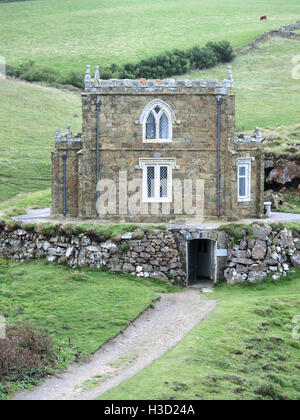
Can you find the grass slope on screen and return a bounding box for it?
[0,0,299,74]
[0,188,51,217]
[99,270,300,400]
[183,36,300,131]
[0,259,177,355]
[0,259,177,397]
[0,79,81,202]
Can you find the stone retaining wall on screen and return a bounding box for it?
[0,223,186,286]
[224,224,300,284]
[1,221,299,286]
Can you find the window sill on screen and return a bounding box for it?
[143,139,173,143]
[143,198,172,203]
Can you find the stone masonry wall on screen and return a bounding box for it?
[79,89,234,222]
[0,223,186,286]
[224,224,300,284]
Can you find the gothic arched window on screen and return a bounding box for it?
[139,100,177,143]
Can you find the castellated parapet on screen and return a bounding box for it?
[51,66,264,223]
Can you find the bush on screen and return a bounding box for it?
[62,71,84,88]
[0,322,56,381]
[7,60,61,84]
[187,46,218,69]
[119,242,130,254]
[108,41,232,79]
[206,41,234,62]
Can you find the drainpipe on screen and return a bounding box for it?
[217,95,223,217]
[61,152,67,216]
[96,97,100,217]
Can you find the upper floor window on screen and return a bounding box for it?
[145,106,170,141]
[138,100,179,143]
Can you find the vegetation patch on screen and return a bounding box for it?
[0,79,81,203]
[218,221,300,239]
[0,259,178,398]
[263,126,300,157]
[277,192,300,214]
[0,189,51,218]
[0,322,56,399]
[0,219,167,241]
[98,269,300,400]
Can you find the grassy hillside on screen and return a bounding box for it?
[0,79,81,202]
[0,0,299,75]
[183,36,300,131]
[99,270,300,400]
[0,258,177,398]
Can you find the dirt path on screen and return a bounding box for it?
[13,288,216,401]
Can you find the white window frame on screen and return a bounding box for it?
[136,99,180,143]
[237,158,253,202]
[138,158,178,203]
[144,107,172,143]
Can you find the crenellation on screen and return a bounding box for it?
[84,66,233,94]
[234,127,263,144]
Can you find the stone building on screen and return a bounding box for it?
[51,65,264,224]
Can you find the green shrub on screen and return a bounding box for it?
[102,41,233,80]
[38,222,56,237]
[62,71,84,88]
[23,223,35,232]
[206,41,234,62]
[119,242,130,254]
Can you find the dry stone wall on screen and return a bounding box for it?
[224,224,300,284]
[0,222,186,286]
[236,21,300,56]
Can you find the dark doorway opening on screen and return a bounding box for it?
[187,239,215,284]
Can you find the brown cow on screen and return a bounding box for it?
[260,15,267,21]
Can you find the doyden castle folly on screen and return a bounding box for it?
[51,66,264,223]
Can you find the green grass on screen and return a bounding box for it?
[183,36,300,131]
[0,258,179,396]
[98,270,300,400]
[218,222,300,239]
[0,79,81,202]
[278,192,300,214]
[0,259,176,354]
[0,188,51,217]
[0,0,298,75]
[0,220,166,240]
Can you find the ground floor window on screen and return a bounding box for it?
[237,158,252,201]
[144,163,171,202]
[139,158,178,203]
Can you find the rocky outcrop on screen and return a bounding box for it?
[0,223,186,286]
[225,224,300,284]
[266,159,300,185]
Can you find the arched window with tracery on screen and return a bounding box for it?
[139,100,177,143]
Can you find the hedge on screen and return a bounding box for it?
[7,40,234,87]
